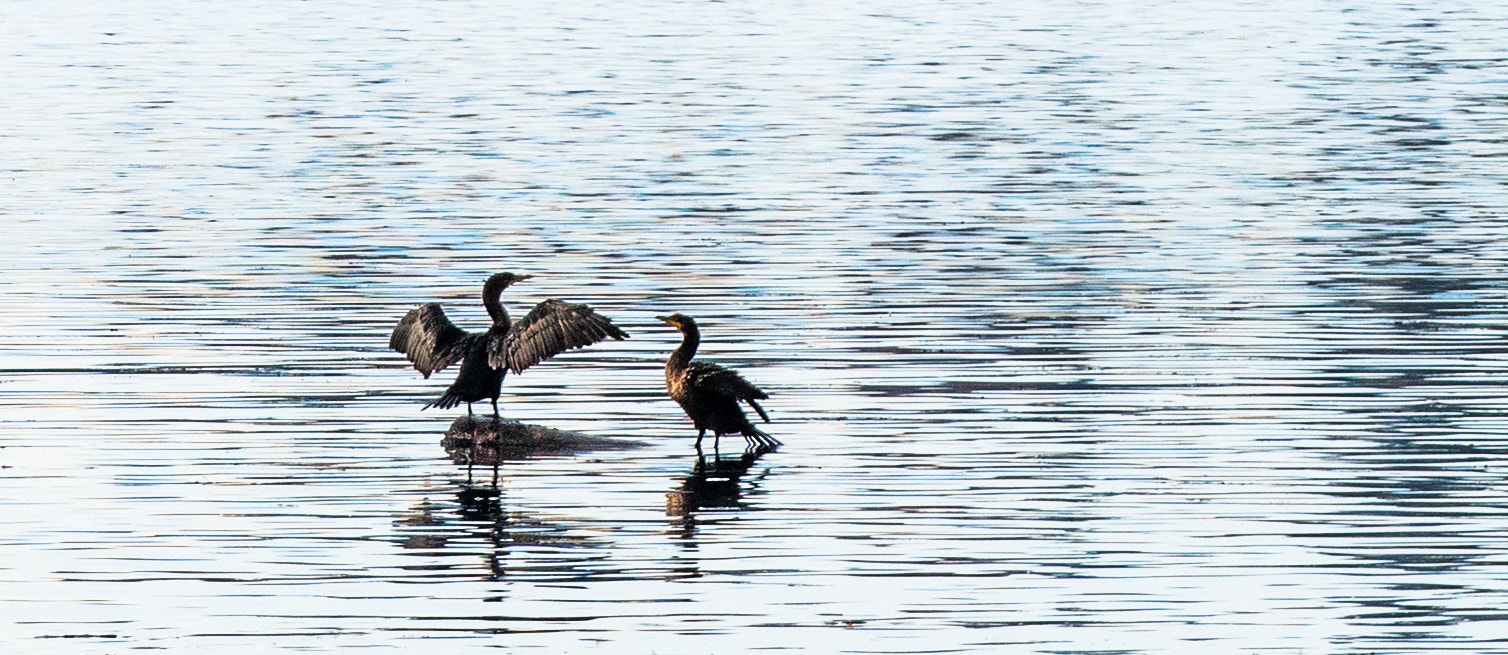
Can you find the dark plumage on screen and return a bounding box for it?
[656,313,779,450]
[390,272,628,419]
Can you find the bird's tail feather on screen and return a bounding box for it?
[424,391,464,410]
[742,424,782,447]
[747,399,770,423]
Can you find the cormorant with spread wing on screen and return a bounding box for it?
[390,272,628,419]
[656,313,779,450]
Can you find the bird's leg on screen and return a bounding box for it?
[480,398,500,487]
[695,429,705,450]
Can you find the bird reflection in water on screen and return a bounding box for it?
[667,445,773,520]
[393,485,598,584]
[391,489,509,581]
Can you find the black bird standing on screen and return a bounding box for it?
[656,313,779,450]
[390,272,628,420]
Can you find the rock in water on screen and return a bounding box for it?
[440,416,645,465]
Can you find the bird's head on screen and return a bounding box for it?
[487,272,533,288]
[655,313,697,332]
[481,273,533,311]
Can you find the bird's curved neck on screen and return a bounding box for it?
[482,283,509,327]
[669,325,700,370]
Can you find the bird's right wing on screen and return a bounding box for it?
[389,303,474,378]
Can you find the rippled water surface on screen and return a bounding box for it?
[5,0,1508,652]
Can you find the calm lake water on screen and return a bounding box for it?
[4,0,1508,652]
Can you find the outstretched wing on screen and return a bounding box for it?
[491,299,629,374]
[687,361,770,420]
[389,303,475,378]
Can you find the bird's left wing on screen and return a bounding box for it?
[686,362,771,422]
[490,299,629,374]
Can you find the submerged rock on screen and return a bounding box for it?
[440,416,646,464]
